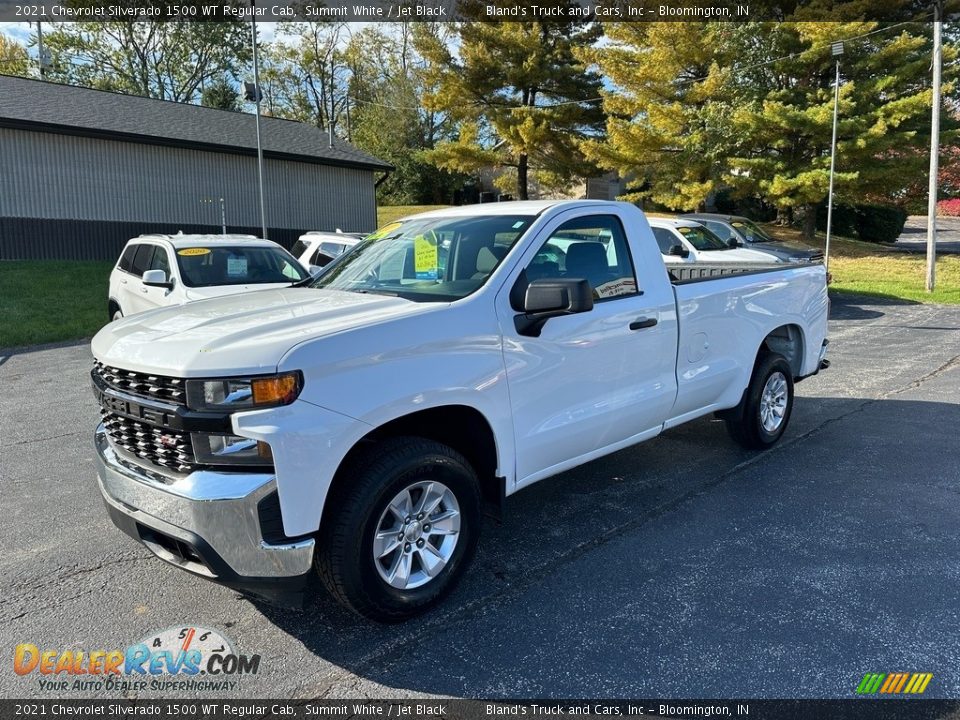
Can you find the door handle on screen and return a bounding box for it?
[140,288,149,294]
[629,317,658,330]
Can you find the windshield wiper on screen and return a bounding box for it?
[355,288,399,297]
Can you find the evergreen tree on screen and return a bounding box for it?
[583,22,734,210]
[201,78,241,111]
[414,3,605,199]
[589,18,958,238]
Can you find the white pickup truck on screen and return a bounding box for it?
[91,201,829,621]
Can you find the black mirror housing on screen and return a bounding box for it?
[727,238,739,249]
[669,244,690,258]
[515,278,593,337]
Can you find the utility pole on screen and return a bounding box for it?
[35,21,48,78]
[927,0,943,292]
[824,41,844,274]
[329,54,335,149]
[250,6,268,240]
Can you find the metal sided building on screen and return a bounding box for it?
[0,74,391,260]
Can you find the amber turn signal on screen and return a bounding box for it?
[251,373,300,406]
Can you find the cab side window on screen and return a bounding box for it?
[530,215,638,300]
[652,228,677,255]
[130,244,154,277]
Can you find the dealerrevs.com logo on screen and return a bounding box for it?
[13,626,261,693]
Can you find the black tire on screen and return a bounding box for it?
[315,436,481,622]
[725,352,794,450]
[110,305,123,322]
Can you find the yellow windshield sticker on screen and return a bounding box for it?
[177,248,211,256]
[413,233,438,280]
[366,222,403,241]
[677,227,692,235]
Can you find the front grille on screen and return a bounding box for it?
[101,408,194,473]
[93,361,185,404]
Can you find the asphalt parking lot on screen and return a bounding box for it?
[2,293,959,700]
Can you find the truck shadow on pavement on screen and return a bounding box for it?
[254,392,960,699]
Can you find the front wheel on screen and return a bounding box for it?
[315,437,481,622]
[725,352,794,449]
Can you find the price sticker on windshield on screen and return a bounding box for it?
[177,248,210,256]
[414,234,438,280]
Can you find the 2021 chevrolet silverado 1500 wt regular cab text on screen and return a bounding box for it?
[91,201,829,621]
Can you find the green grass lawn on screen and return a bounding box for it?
[767,226,960,305]
[0,261,113,349]
[3,208,957,350]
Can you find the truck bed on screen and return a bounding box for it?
[668,263,787,284]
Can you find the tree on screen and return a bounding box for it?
[723,21,957,238]
[40,19,250,103]
[0,33,29,77]
[414,4,605,199]
[201,78,241,111]
[583,23,734,211]
[588,18,958,238]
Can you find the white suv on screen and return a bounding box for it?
[290,231,364,273]
[108,234,309,320]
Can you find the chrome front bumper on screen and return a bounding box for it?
[94,424,315,583]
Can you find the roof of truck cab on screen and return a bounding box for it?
[131,234,283,250]
[397,200,634,221]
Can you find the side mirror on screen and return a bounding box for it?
[514,278,593,337]
[142,269,172,289]
[727,238,739,249]
[309,265,324,277]
[669,244,691,259]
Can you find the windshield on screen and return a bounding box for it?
[731,220,777,243]
[677,225,729,251]
[175,246,307,288]
[309,214,535,301]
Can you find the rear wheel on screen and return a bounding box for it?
[725,352,794,449]
[110,305,123,322]
[315,437,481,622]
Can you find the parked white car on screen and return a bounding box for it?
[649,218,781,265]
[290,231,365,274]
[108,234,309,320]
[92,201,828,620]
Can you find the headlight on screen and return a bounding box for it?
[185,371,302,412]
[191,433,273,466]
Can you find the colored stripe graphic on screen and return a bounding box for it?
[857,673,886,694]
[858,672,933,694]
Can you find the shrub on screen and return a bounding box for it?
[854,205,909,243]
[937,198,960,216]
[815,202,859,237]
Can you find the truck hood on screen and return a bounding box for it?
[91,288,429,377]
[181,282,293,302]
[748,239,823,260]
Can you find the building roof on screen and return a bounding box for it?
[0,74,391,172]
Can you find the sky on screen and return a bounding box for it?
[0,21,290,55]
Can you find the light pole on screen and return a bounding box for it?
[249,6,268,240]
[927,0,943,292]
[824,41,844,274]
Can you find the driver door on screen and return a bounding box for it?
[495,210,678,486]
